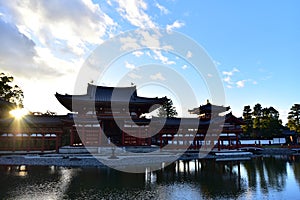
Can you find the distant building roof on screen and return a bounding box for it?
[188,101,230,115]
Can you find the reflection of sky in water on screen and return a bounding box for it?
[3,166,79,200]
[1,156,300,199]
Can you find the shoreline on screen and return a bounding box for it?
[0,148,299,168]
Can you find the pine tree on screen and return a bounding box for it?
[242,105,253,138]
[157,99,177,118]
[287,104,300,133]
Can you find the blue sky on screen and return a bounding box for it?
[0,0,299,124]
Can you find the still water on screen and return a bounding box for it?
[1,156,300,200]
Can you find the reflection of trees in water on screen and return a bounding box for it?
[243,159,257,189]
[156,160,246,199]
[256,157,268,193]
[243,156,287,192]
[291,156,300,187]
[197,160,245,199]
[264,157,287,191]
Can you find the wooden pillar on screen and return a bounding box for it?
[70,127,74,146]
[122,130,125,146]
[82,124,85,146]
[55,132,59,152]
[42,133,45,152]
[12,133,16,152]
[236,133,239,149]
[160,132,163,149]
[99,126,102,147]
[138,126,141,146]
[27,133,30,152]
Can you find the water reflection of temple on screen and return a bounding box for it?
[0,84,244,152]
[0,156,299,199]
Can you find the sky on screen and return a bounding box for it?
[0,0,299,124]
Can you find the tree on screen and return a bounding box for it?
[287,104,300,133]
[249,103,282,138]
[242,105,253,138]
[253,103,262,137]
[260,107,282,138]
[0,73,24,107]
[157,99,177,118]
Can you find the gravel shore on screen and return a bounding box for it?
[0,148,298,168]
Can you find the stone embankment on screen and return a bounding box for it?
[0,147,299,167]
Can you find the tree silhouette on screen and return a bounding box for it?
[0,72,24,107]
[157,98,177,118]
[287,104,300,133]
[242,105,253,138]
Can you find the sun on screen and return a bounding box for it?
[9,108,28,119]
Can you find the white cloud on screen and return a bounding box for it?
[182,64,188,70]
[221,67,251,89]
[166,20,185,32]
[125,61,136,69]
[119,36,140,50]
[146,51,152,57]
[132,51,144,57]
[115,0,156,29]
[152,50,176,65]
[186,50,192,58]
[223,76,232,84]
[0,18,66,78]
[155,3,170,15]
[207,73,213,78]
[150,72,165,81]
[213,60,221,66]
[236,80,246,88]
[1,0,116,56]
[222,67,239,76]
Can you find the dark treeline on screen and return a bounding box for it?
[242,103,300,139]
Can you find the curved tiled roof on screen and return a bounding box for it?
[55,84,168,112]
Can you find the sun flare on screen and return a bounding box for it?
[9,108,28,119]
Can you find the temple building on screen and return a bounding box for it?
[0,84,244,152]
[55,84,168,147]
[0,98,68,152]
[56,84,244,150]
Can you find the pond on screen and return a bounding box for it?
[0,156,300,199]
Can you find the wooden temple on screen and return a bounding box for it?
[56,84,244,150]
[0,84,244,152]
[55,84,168,147]
[0,98,70,152]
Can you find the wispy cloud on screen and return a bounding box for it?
[186,50,192,58]
[152,50,176,65]
[223,67,243,88]
[213,60,221,66]
[222,67,258,88]
[132,51,144,57]
[166,20,185,32]
[125,61,136,69]
[223,68,239,76]
[115,0,156,29]
[155,2,170,15]
[236,80,246,88]
[150,72,165,81]
[182,64,188,70]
